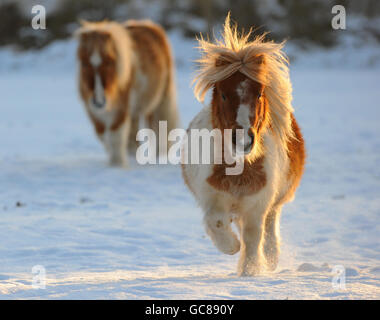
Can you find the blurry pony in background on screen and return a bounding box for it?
[76,20,178,166]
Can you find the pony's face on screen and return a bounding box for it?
[78,31,118,111]
[213,71,268,155]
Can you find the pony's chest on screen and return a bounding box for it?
[89,107,117,128]
[206,156,267,198]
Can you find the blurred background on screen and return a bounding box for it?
[1,0,380,55]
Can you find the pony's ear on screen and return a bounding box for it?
[74,20,90,38]
[79,19,90,27]
[253,54,265,65]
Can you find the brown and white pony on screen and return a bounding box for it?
[76,20,178,166]
[182,15,305,276]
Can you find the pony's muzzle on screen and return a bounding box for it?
[232,128,254,155]
[91,95,106,109]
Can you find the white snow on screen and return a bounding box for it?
[0,32,379,299]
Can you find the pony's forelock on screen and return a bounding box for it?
[193,13,295,146]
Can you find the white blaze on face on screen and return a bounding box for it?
[236,80,253,150]
[90,51,105,105]
[90,50,102,66]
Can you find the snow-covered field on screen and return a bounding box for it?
[0,33,379,299]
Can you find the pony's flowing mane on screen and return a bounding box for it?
[75,21,133,87]
[193,14,295,145]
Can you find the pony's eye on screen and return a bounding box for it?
[221,93,226,101]
[103,59,114,67]
[257,92,262,99]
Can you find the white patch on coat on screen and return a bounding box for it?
[235,80,253,149]
[182,106,215,205]
[89,51,105,109]
[236,79,249,100]
[236,104,252,149]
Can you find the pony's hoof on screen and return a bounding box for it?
[264,247,279,271]
[266,258,279,272]
[238,269,259,277]
[109,158,127,168]
[223,236,241,255]
[238,266,260,277]
[214,234,240,255]
[237,259,261,276]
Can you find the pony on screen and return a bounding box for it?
[76,20,178,167]
[182,14,305,276]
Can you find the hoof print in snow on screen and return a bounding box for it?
[15,201,25,208]
[345,267,360,277]
[79,197,92,204]
[297,262,331,272]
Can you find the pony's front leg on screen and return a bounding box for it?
[204,209,240,255]
[238,210,266,276]
[128,115,140,154]
[263,206,282,271]
[104,117,131,167]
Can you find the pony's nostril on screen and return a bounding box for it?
[92,96,106,108]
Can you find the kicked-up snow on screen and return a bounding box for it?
[0,33,379,299]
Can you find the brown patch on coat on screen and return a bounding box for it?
[88,112,105,136]
[126,21,173,72]
[126,22,174,119]
[207,156,266,197]
[282,113,306,201]
[272,113,305,206]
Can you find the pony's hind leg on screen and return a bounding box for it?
[204,209,240,255]
[263,206,282,271]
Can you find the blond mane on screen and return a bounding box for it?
[193,13,295,145]
[75,20,133,87]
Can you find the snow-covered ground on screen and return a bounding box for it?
[0,32,379,299]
